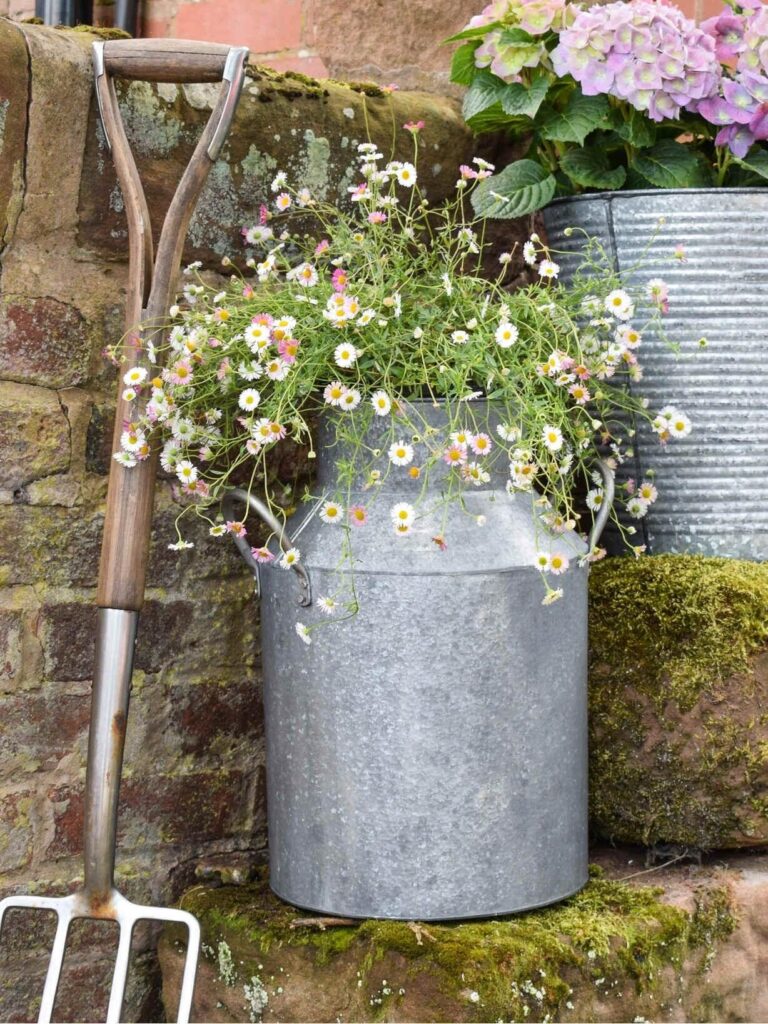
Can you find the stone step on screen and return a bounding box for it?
[158,847,768,1023]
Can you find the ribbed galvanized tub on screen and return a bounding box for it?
[543,189,768,560]
[227,401,592,920]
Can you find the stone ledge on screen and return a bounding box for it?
[158,847,768,1023]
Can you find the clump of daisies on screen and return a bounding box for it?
[109,125,690,618]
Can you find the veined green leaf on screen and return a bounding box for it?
[500,74,550,119]
[735,148,768,181]
[462,70,507,122]
[445,20,502,43]
[539,94,611,146]
[450,42,479,86]
[631,139,704,188]
[471,160,557,218]
[559,148,627,190]
[613,108,657,149]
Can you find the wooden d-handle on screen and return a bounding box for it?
[101,38,234,82]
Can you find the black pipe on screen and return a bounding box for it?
[114,0,139,35]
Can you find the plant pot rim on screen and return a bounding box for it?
[546,186,768,207]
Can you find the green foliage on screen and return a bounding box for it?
[631,139,707,189]
[450,42,479,86]
[538,93,612,146]
[559,148,627,190]
[471,158,556,217]
[462,69,506,122]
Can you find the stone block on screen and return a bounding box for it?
[0,789,34,872]
[589,555,768,849]
[158,853,750,1023]
[0,505,103,589]
[0,20,27,249]
[0,381,70,493]
[39,596,97,682]
[0,295,91,389]
[0,686,89,780]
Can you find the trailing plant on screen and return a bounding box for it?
[109,129,690,619]
[449,0,768,217]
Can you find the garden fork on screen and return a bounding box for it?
[0,38,248,1024]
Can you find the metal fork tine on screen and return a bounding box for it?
[123,907,199,1024]
[105,918,134,1024]
[38,907,72,1024]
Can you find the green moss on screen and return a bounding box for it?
[589,555,768,848]
[68,24,131,39]
[177,868,735,1022]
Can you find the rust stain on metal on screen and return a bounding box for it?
[112,710,126,740]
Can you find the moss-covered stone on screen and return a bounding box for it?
[589,554,768,849]
[159,866,736,1023]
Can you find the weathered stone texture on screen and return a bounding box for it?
[0,381,70,493]
[589,555,768,850]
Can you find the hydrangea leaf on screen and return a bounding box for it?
[735,149,768,181]
[631,140,704,188]
[465,101,521,134]
[538,94,611,146]
[497,27,536,45]
[445,20,502,43]
[450,42,479,86]
[500,74,550,119]
[613,109,656,149]
[462,70,507,123]
[471,160,557,218]
[559,149,627,190]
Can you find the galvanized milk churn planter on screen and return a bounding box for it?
[543,189,768,561]
[224,403,613,921]
[108,130,690,921]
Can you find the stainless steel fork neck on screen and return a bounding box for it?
[83,609,138,899]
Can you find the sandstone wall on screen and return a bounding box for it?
[0,22,472,1020]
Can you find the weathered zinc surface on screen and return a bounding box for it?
[589,555,768,850]
[0,21,473,1022]
[158,855,762,1024]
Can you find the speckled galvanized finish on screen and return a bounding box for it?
[543,189,768,560]
[255,402,589,920]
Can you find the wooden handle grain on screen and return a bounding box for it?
[102,38,233,82]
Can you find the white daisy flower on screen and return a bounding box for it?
[441,273,453,296]
[638,481,658,503]
[334,343,358,368]
[209,524,227,537]
[319,500,344,524]
[265,358,290,381]
[495,322,519,348]
[617,325,642,349]
[317,596,337,616]
[535,552,551,571]
[339,388,362,410]
[549,553,569,575]
[604,289,634,320]
[396,162,417,187]
[274,316,296,333]
[542,588,564,605]
[667,412,692,438]
[176,460,198,484]
[390,502,415,527]
[120,428,146,453]
[586,488,604,511]
[295,622,312,645]
[275,192,292,211]
[243,225,273,245]
[271,171,287,192]
[244,323,271,352]
[371,390,391,416]
[496,424,521,442]
[523,240,537,265]
[451,330,469,345]
[168,540,194,551]
[357,308,376,326]
[538,259,560,279]
[123,366,148,387]
[238,360,264,381]
[160,441,181,472]
[294,262,318,287]
[542,425,564,452]
[113,451,137,468]
[122,388,137,403]
[626,496,650,518]
[388,441,414,466]
[238,388,261,412]
[279,547,301,569]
